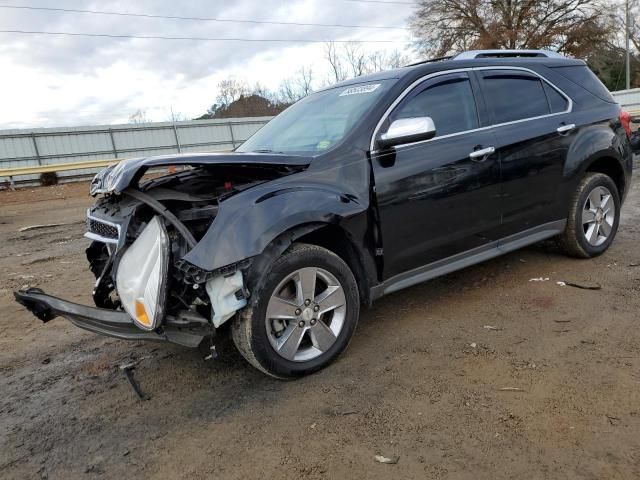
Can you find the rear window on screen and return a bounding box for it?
[480,72,550,124]
[551,65,615,103]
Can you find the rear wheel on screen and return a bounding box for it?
[231,243,360,378]
[558,173,620,258]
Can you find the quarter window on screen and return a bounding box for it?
[389,75,479,138]
[543,82,569,113]
[480,72,551,124]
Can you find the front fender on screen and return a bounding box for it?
[181,183,367,272]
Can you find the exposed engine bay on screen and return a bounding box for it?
[84,163,298,339]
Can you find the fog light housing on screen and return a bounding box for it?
[116,216,169,331]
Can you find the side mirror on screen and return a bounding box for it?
[378,117,436,149]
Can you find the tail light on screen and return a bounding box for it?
[619,109,632,138]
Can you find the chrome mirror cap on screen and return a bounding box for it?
[378,117,436,148]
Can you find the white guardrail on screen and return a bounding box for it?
[612,88,640,117]
[0,116,272,185]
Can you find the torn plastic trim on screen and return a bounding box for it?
[175,258,252,284]
[206,271,248,328]
[175,223,325,287]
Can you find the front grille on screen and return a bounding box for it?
[87,217,119,241]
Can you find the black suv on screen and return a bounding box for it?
[16,50,633,378]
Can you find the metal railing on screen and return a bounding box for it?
[0,159,119,178]
[0,116,272,185]
[612,88,640,116]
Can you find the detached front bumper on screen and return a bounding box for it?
[15,288,205,347]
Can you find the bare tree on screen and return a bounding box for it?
[168,107,187,122]
[385,49,412,69]
[324,42,349,82]
[128,109,149,124]
[410,0,615,58]
[215,78,250,108]
[296,66,314,96]
[344,42,369,77]
[367,49,412,72]
[323,41,412,84]
[278,66,315,103]
[201,78,251,118]
[251,82,274,101]
[366,51,387,73]
[278,78,299,104]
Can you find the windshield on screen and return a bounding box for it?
[237,80,392,155]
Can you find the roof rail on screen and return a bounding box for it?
[405,55,453,67]
[453,49,564,60]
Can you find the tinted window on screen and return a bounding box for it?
[543,82,569,113]
[552,65,615,103]
[390,76,479,137]
[481,73,550,123]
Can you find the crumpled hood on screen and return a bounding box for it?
[90,152,312,195]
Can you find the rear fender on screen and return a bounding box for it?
[564,123,621,178]
[561,121,631,208]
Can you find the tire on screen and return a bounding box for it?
[557,172,621,258]
[231,243,360,378]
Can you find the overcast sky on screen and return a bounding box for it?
[0,0,415,129]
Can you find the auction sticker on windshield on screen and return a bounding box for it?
[339,84,381,96]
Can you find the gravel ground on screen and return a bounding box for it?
[0,176,639,480]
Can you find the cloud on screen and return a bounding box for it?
[0,0,414,128]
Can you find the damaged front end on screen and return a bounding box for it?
[15,153,309,347]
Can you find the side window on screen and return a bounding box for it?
[543,82,569,113]
[389,75,479,138]
[480,72,550,124]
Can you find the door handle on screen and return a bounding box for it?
[557,124,576,135]
[469,146,495,162]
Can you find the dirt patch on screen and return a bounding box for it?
[1,178,639,479]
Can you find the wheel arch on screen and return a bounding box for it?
[564,122,631,202]
[295,224,371,306]
[582,155,627,199]
[245,222,373,307]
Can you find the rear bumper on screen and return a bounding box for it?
[14,288,205,347]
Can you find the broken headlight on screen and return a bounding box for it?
[115,216,169,331]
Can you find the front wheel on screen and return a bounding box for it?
[557,172,621,258]
[231,243,360,378]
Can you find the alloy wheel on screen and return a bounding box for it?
[265,267,347,362]
[582,185,615,247]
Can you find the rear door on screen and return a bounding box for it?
[371,71,502,278]
[474,68,573,237]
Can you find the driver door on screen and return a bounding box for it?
[371,72,502,279]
